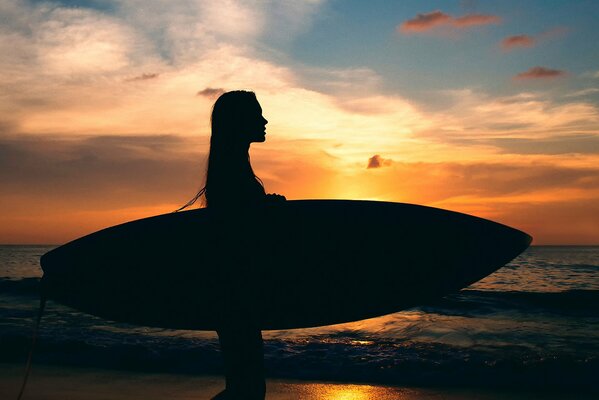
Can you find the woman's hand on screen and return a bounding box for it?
[266,193,286,202]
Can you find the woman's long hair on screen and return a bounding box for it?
[176,90,264,211]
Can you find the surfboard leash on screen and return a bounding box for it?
[16,293,47,400]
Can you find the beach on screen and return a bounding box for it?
[2,363,594,400]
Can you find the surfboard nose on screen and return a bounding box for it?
[523,232,533,247]
[467,221,532,283]
[503,225,532,255]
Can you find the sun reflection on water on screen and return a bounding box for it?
[296,383,404,400]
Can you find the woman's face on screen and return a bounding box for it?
[246,100,268,143]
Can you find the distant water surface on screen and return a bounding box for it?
[1,245,598,389]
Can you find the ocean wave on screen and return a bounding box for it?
[0,277,40,295]
[2,331,597,390]
[570,263,599,270]
[423,289,599,316]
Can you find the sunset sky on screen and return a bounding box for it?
[1,0,598,244]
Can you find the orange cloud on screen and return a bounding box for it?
[501,35,535,50]
[452,14,501,27]
[367,155,392,169]
[500,28,568,51]
[197,87,226,98]
[514,66,567,80]
[3,134,598,245]
[126,73,160,82]
[399,10,500,33]
[399,10,451,32]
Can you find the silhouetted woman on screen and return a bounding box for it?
[179,90,284,400]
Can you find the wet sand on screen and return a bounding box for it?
[1,363,594,400]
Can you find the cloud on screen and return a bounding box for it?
[452,14,500,27]
[417,89,599,148]
[367,155,392,169]
[485,135,599,155]
[335,158,599,243]
[36,8,135,75]
[0,133,335,242]
[500,28,568,51]
[2,134,599,244]
[126,73,159,81]
[198,0,264,41]
[299,67,383,96]
[514,66,567,80]
[197,87,226,98]
[399,10,451,32]
[399,10,500,33]
[0,134,205,208]
[581,70,599,79]
[501,35,535,50]
[424,131,599,156]
[374,161,599,201]
[565,88,599,98]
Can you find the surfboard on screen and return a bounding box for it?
[40,200,531,330]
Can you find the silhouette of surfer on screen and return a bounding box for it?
[179,90,284,400]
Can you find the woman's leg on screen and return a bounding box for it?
[216,326,265,400]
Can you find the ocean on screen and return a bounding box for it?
[1,245,598,390]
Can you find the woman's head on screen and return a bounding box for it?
[211,90,268,147]
[175,90,266,211]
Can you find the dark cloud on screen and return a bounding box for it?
[501,35,535,50]
[197,87,226,98]
[361,160,599,205]
[399,10,500,33]
[419,132,599,156]
[491,135,599,155]
[367,155,392,169]
[126,73,159,82]
[2,134,598,244]
[0,134,206,210]
[0,134,335,243]
[444,163,599,196]
[514,66,566,79]
[0,119,19,135]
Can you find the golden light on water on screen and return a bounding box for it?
[275,381,479,400]
[350,340,374,346]
[295,383,402,400]
[323,387,369,400]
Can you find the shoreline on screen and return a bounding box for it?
[1,363,596,400]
